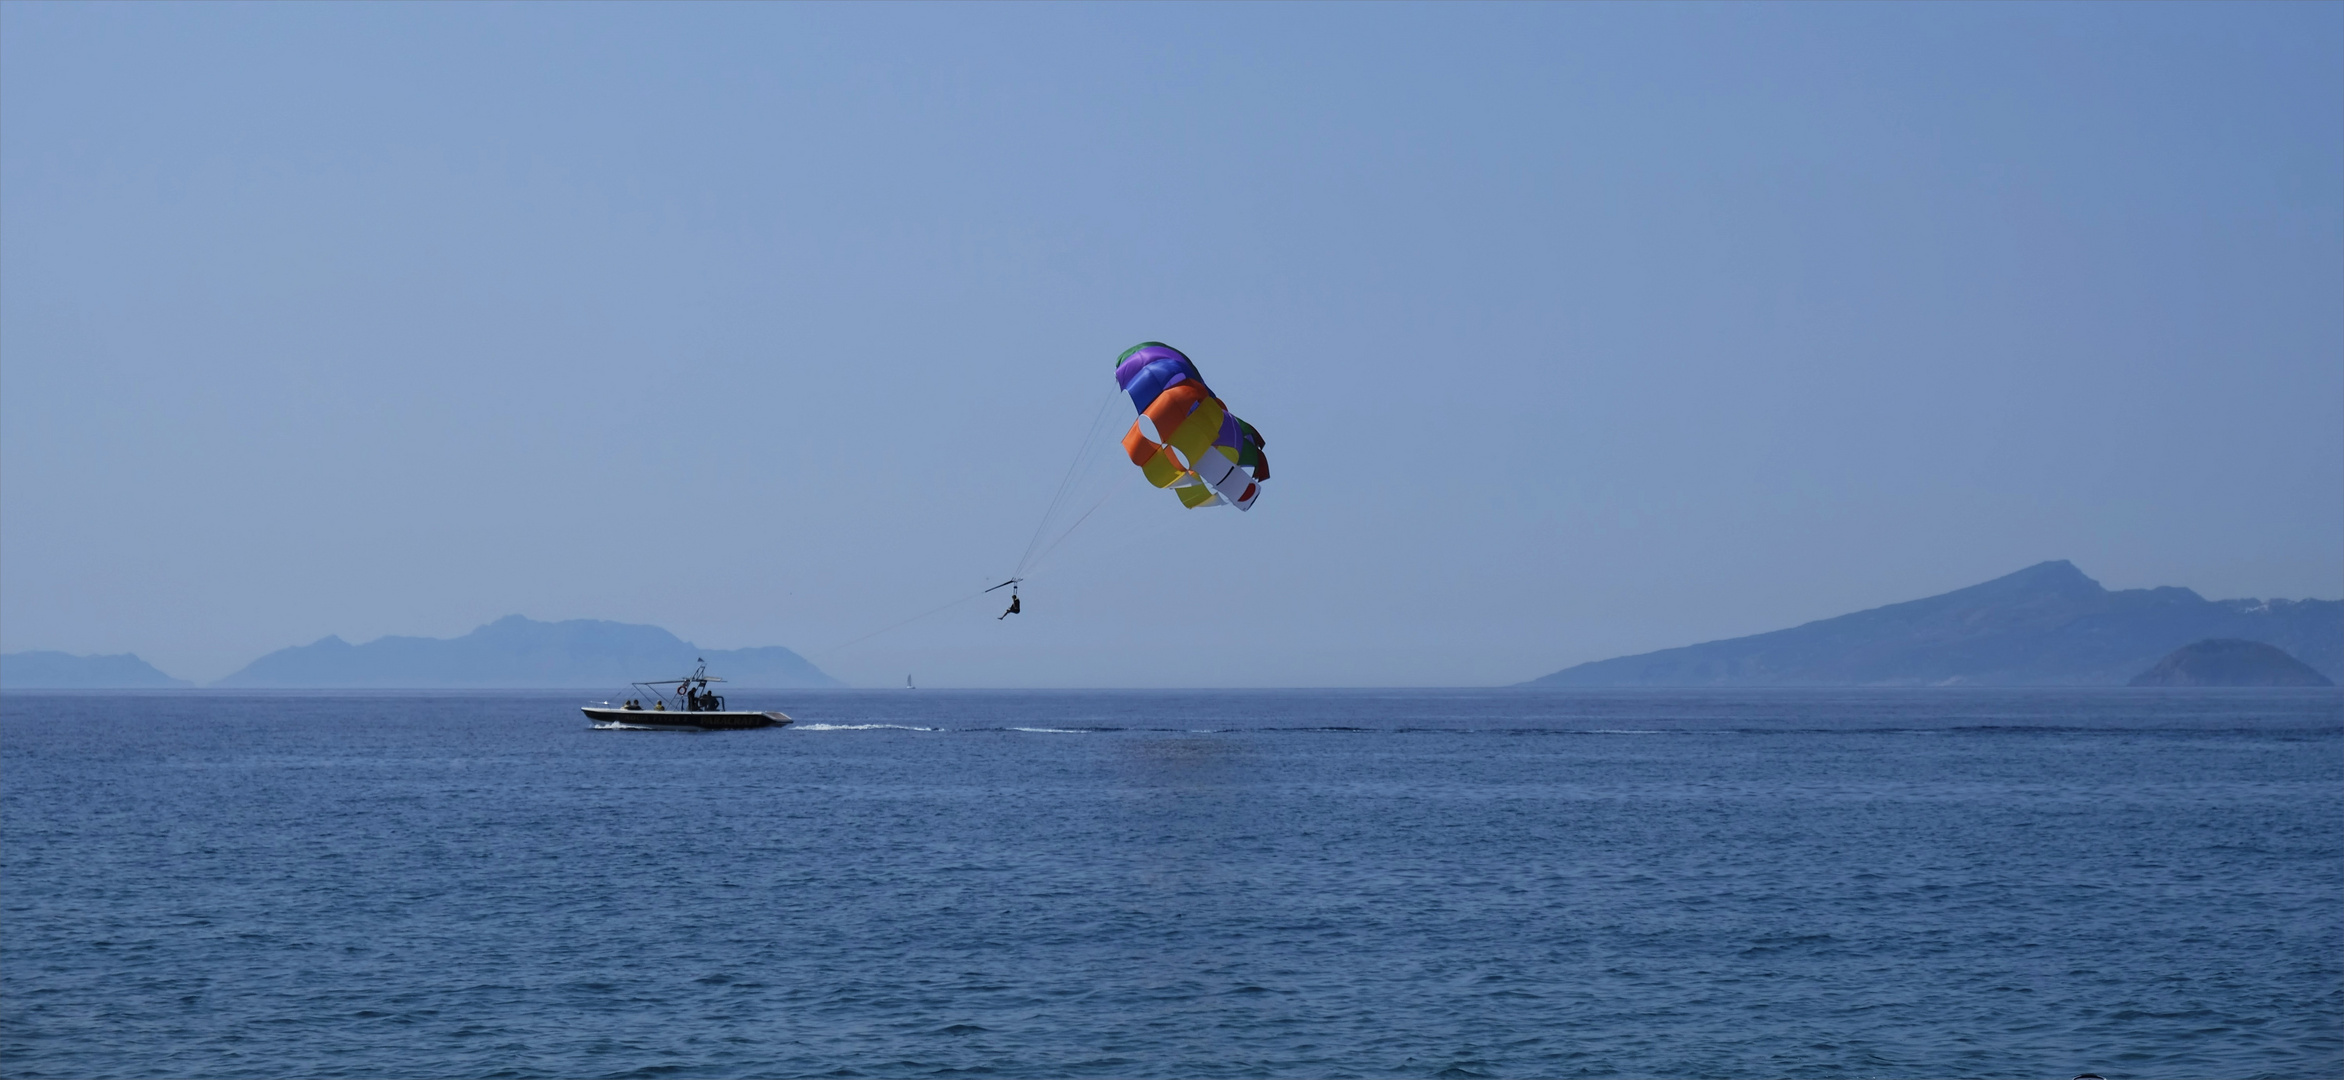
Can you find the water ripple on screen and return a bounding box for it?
[3,688,2338,1078]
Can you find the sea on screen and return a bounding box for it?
[2,689,2338,1079]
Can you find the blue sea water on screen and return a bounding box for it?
[3,689,2339,1079]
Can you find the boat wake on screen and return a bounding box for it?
[793,723,941,732]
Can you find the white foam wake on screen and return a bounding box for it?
[793,723,941,732]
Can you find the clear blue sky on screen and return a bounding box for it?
[4,2,2338,686]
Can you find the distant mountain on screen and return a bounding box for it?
[212,616,841,688]
[1,651,193,689]
[2129,639,2334,687]
[1526,561,2343,687]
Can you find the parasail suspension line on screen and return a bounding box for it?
[817,585,997,657]
[1024,489,1116,576]
[823,377,1124,656]
[1011,385,1125,581]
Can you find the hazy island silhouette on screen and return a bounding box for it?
[6,562,2335,690]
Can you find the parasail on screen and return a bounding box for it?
[1113,342,1268,510]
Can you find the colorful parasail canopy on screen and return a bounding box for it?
[1113,342,1268,510]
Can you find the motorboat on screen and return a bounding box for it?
[582,661,792,730]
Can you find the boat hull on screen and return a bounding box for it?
[583,707,791,730]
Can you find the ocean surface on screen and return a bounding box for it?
[3,689,2338,1079]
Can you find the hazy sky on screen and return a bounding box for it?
[3,3,2338,687]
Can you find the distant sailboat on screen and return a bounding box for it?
[906,674,916,690]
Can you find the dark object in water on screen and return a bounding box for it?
[582,660,793,730]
